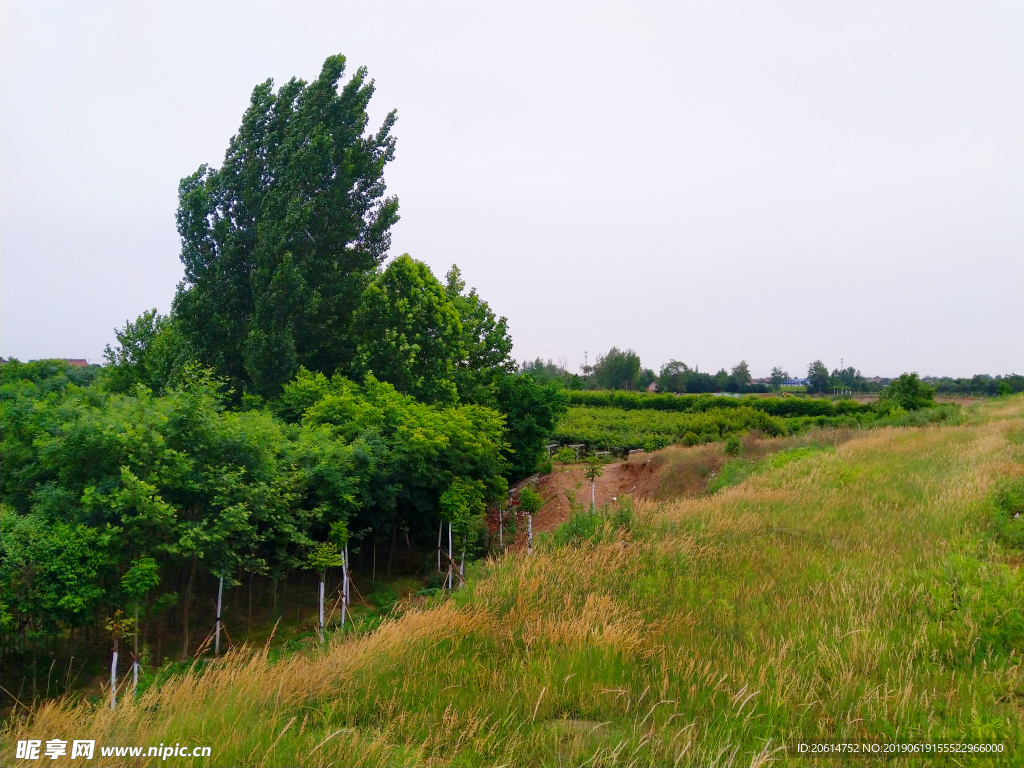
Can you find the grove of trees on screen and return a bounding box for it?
[0,54,566,699]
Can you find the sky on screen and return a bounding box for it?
[2,1,1021,379]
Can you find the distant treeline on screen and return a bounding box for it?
[930,374,1024,397]
[523,350,1023,396]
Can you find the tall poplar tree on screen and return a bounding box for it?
[174,54,399,397]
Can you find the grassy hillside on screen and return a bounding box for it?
[5,398,1021,767]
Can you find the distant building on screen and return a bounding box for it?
[783,378,809,386]
[63,359,89,367]
[646,382,659,393]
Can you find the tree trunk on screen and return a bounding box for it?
[180,554,198,660]
[387,526,397,578]
[143,590,154,661]
[247,570,254,634]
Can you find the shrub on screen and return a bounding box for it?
[879,372,936,411]
[552,447,577,463]
[724,436,741,456]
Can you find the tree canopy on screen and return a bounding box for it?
[173,55,399,398]
[352,255,463,404]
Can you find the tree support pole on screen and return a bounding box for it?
[447,523,453,590]
[110,641,118,711]
[340,547,349,628]
[318,572,325,643]
[214,574,224,656]
[132,598,140,695]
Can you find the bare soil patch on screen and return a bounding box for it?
[495,428,863,550]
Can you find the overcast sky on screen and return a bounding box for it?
[2,1,1021,378]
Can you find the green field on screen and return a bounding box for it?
[5,397,1021,767]
[552,400,964,453]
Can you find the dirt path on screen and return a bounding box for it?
[499,456,662,551]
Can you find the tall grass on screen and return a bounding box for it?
[4,399,1021,767]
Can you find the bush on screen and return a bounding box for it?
[724,436,741,456]
[552,447,577,463]
[879,372,936,411]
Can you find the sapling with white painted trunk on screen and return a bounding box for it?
[120,557,159,693]
[307,537,344,643]
[517,487,544,555]
[584,457,604,513]
[105,610,133,711]
[330,521,351,628]
[439,478,486,587]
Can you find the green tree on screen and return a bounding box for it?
[445,266,515,404]
[769,366,788,391]
[728,360,752,393]
[494,374,568,481]
[439,477,487,570]
[592,348,642,390]
[352,255,464,404]
[807,360,830,394]
[121,556,159,691]
[879,373,936,411]
[173,54,399,397]
[103,310,193,394]
[829,366,866,392]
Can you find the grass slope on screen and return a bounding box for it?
[5,399,1021,767]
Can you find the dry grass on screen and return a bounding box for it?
[4,398,1021,767]
[648,427,858,500]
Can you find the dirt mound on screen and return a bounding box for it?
[500,453,664,551]
[495,429,861,549]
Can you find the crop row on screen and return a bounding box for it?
[565,389,873,417]
[551,405,790,453]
